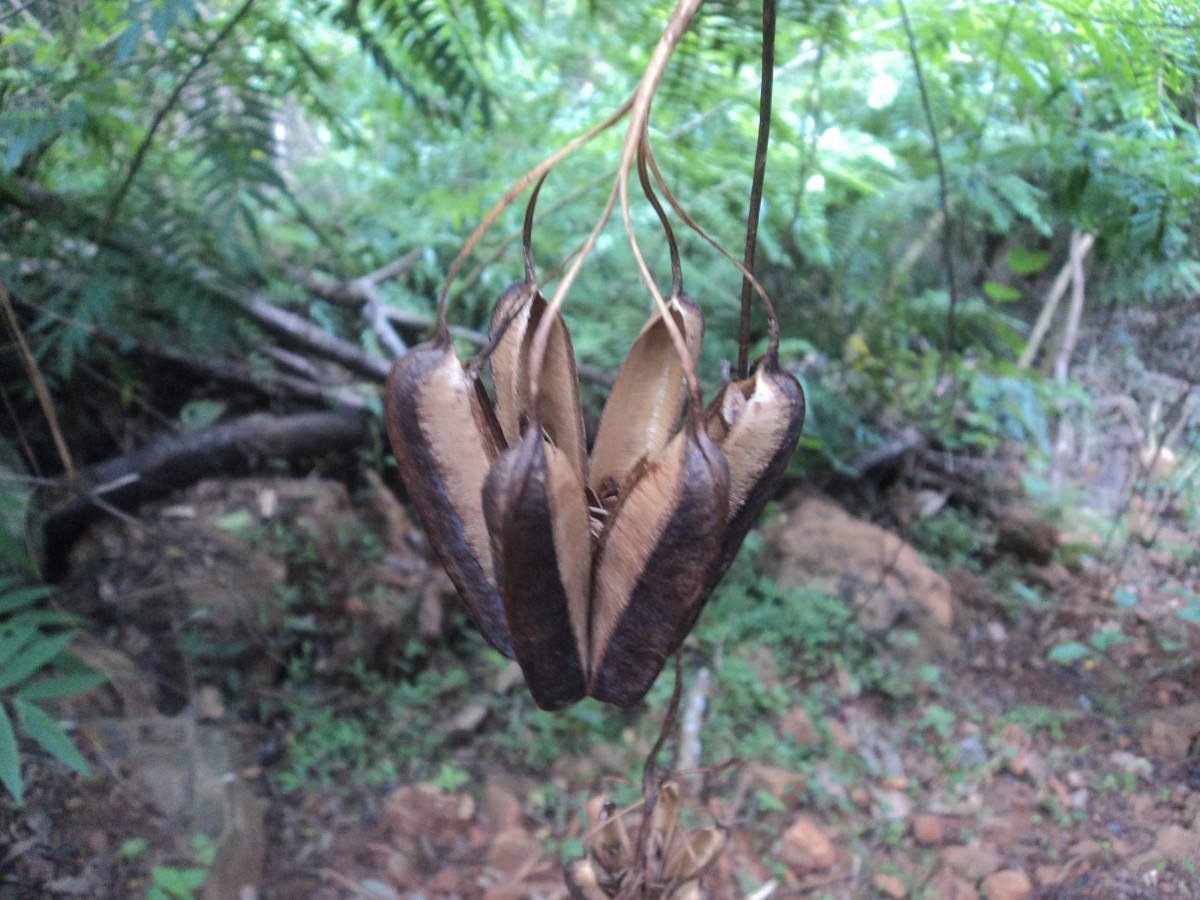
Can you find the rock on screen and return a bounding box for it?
[480,780,523,835]
[780,817,836,875]
[979,869,1032,900]
[929,867,979,899]
[940,844,1001,881]
[873,872,908,898]
[1109,750,1153,781]
[913,814,947,846]
[1034,864,1063,886]
[871,787,912,821]
[358,878,401,899]
[83,718,265,900]
[385,784,476,863]
[750,765,808,805]
[1136,703,1200,763]
[485,826,544,876]
[762,495,956,648]
[829,719,857,752]
[958,737,987,767]
[1152,825,1200,864]
[779,707,817,745]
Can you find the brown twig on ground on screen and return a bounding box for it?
[41,409,367,578]
[0,277,75,482]
[1018,230,1095,369]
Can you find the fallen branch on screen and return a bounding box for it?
[239,294,391,381]
[1017,230,1095,369]
[41,409,368,578]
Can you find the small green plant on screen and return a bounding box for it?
[146,835,216,900]
[0,504,106,803]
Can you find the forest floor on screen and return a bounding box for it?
[2,465,1197,900]
[2,313,1199,900]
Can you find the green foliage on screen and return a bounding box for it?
[146,835,215,900]
[0,482,106,804]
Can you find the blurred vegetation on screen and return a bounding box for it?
[2,0,1199,807]
[1,0,1197,478]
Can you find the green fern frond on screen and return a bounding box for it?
[328,0,512,125]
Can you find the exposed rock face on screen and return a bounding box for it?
[762,494,956,647]
[84,718,265,900]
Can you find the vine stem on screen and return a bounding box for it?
[738,0,777,379]
[434,97,635,343]
[897,0,960,371]
[100,0,258,236]
[527,0,706,415]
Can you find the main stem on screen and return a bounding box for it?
[528,0,706,413]
[738,0,777,379]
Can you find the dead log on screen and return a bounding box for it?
[42,409,367,578]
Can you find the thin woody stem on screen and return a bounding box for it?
[528,0,706,414]
[435,96,635,343]
[738,0,777,377]
[643,140,781,360]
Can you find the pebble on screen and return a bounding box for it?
[940,844,1001,881]
[913,813,947,846]
[979,869,1032,900]
[872,873,908,898]
[780,817,836,875]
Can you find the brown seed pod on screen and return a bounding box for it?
[588,419,729,707]
[482,427,591,710]
[640,133,806,628]
[384,340,513,658]
[587,295,703,499]
[488,176,588,472]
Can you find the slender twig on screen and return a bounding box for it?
[738,0,777,380]
[967,0,1019,169]
[530,0,705,416]
[452,99,737,302]
[0,278,75,481]
[897,0,960,370]
[0,0,42,25]
[435,96,636,341]
[788,33,828,235]
[100,0,257,234]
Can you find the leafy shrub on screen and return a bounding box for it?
[0,488,106,803]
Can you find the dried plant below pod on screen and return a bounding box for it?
[565,666,732,899]
[565,784,728,900]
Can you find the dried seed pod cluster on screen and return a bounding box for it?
[384,0,803,709]
[565,781,727,899]
[385,165,803,709]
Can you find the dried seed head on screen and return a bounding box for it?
[385,341,513,657]
[488,176,587,471]
[663,825,728,884]
[701,356,804,593]
[483,428,590,710]
[589,421,729,706]
[588,295,704,498]
[564,858,611,900]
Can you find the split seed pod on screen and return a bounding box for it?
[587,295,703,499]
[483,428,591,709]
[482,176,593,709]
[489,176,588,472]
[641,135,806,624]
[585,141,729,707]
[384,340,513,657]
[588,419,728,706]
[703,353,805,589]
